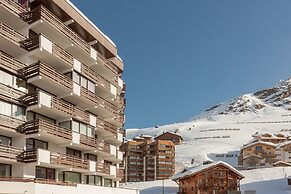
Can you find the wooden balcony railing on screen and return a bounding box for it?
[80,135,110,154]
[97,52,120,75]
[0,0,27,17]
[0,51,25,74]
[0,83,26,104]
[0,113,24,131]
[23,5,91,55]
[0,21,27,44]
[22,91,90,123]
[117,168,124,179]
[96,117,118,135]
[81,63,111,91]
[51,152,89,170]
[22,62,73,91]
[96,163,110,174]
[0,144,23,161]
[22,5,121,76]
[20,150,90,171]
[114,95,126,107]
[20,119,72,141]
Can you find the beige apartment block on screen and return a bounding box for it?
[122,135,175,182]
[0,0,138,194]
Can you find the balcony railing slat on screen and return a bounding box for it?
[0,22,26,44]
[0,0,27,17]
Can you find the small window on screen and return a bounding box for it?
[88,80,95,93]
[72,72,80,84]
[81,76,87,88]
[0,135,11,146]
[0,163,11,177]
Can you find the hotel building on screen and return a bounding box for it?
[0,0,137,193]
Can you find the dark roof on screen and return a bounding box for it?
[154,132,183,140]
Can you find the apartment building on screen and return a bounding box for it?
[0,0,138,194]
[122,135,175,182]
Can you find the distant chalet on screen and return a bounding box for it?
[173,161,244,194]
[154,131,183,145]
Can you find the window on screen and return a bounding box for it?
[0,70,27,92]
[72,72,80,84]
[0,100,25,120]
[86,175,102,186]
[84,153,97,161]
[88,80,95,93]
[256,146,262,151]
[66,148,81,158]
[68,120,95,137]
[64,172,81,183]
[80,123,87,135]
[60,121,71,130]
[26,139,48,150]
[72,120,80,133]
[36,167,55,180]
[0,163,11,177]
[87,126,95,138]
[0,101,12,117]
[104,178,112,187]
[81,76,87,88]
[0,135,11,146]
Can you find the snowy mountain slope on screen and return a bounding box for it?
[126,78,291,169]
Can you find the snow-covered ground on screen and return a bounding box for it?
[122,167,291,194]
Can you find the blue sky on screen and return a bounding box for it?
[71,0,291,129]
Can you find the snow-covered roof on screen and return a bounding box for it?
[277,141,291,148]
[172,161,244,181]
[133,136,144,140]
[274,161,291,166]
[117,55,123,62]
[243,154,262,160]
[66,0,116,47]
[142,135,152,138]
[155,131,183,140]
[241,141,276,150]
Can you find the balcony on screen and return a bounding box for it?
[19,119,72,144]
[0,51,25,75]
[96,162,110,175]
[0,22,27,56]
[22,35,73,72]
[79,135,110,155]
[0,83,26,105]
[23,62,73,97]
[21,149,91,173]
[96,117,118,138]
[22,91,90,124]
[0,144,23,164]
[0,114,24,136]
[23,5,121,77]
[90,52,121,79]
[0,0,28,30]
